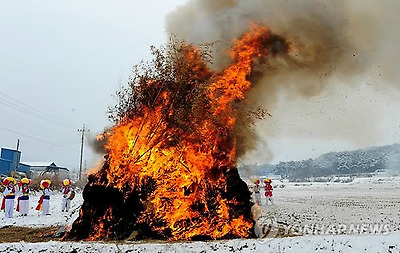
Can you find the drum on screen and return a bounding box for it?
[67,190,76,200]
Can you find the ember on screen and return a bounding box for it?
[66,24,288,241]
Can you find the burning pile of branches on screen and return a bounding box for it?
[66,24,288,241]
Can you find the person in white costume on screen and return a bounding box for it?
[1,177,17,218]
[253,179,261,205]
[36,179,52,215]
[17,178,31,216]
[61,179,74,212]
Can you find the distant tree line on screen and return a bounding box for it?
[240,143,400,180]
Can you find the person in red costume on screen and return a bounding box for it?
[264,178,274,205]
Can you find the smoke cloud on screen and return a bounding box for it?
[166,0,400,164]
[87,129,110,155]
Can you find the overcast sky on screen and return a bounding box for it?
[0,0,187,174]
[0,0,399,176]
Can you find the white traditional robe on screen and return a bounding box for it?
[18,187,30,215]
[41,188,52,215]
[61,186,73,212]
[3,186,16,218]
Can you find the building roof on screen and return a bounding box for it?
[20,162,69,171]
[20,162,57,167]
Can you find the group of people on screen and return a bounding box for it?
[1,177,75,218]
[253,178,274,205]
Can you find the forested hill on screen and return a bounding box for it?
[241,143,400,180]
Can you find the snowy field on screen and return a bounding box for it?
[258,176,400,237]
[0,191,83,228]
[0,176,399,252]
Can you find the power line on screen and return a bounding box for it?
[0,90,95,173]
[0,90,79,127]
[0,126,79,153]
[0,91,79,130]
[0,110,73,141]
[0,99,77,130]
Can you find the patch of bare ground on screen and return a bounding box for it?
[0,226,59,243]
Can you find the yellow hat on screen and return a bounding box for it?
[19,178,31,186]
[62,179,71,186]
[264,178,272,184]
[3,177,16,186]
[40,179,51,189]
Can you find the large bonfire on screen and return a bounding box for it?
[66,24,288,241]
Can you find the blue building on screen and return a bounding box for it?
[18,162,30,174]
[0,148,69,179]
[0,148,21,175]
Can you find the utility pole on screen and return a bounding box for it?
[78,124,90,181]
[14,139,20,173]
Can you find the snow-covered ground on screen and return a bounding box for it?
[0,175,399,252]
[258,176,400,237]
[0,190,83,228]
[0,232,399,253]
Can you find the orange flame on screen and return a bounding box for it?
[88,24,282,240]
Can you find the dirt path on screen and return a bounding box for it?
[0,226,60,243]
